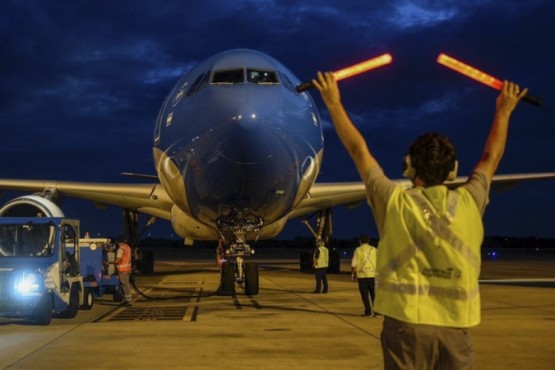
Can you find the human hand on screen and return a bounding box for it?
[496,80,528,115]
[312,71,341,108]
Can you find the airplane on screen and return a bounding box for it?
[1,48,554,295]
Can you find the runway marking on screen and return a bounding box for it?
[183,284,203,322]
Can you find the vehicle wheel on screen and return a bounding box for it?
[245,262,259,296]
[80,287,94,310]
[59,283,80,318]
[32,294,52,325]
[219,262,236,295]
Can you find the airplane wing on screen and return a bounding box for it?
[0,179,174,220]
[0,172,554,226]
[289,172,555,219]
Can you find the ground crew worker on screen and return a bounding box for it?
[312,239,329,293]
[313,71,527,369]
[351,234,377,316]
[216,237,227,268]
[109,235,134,307]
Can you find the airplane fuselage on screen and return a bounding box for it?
[153,49,323,240]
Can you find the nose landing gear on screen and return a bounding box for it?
[218,231,259,296]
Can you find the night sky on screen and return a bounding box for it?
[1,1,554,240]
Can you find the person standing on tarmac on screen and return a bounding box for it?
[109,236,134,307]
[216,237,228,269]
[312,71,527,369]
[312,239,329,294]
[351,234,377,316]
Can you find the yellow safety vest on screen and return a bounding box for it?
[374,185,483,328]
[352,243,377,278]
[314,246,329,268]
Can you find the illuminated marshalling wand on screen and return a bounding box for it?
[437,53,542,107]
[296,53,393,92]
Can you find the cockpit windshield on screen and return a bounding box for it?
[247,69,279,84]
[212,68,244,84]
[0,223,56,257]
[210,68,280,85]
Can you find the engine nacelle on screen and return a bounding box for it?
[170,205,218,240]
[0,195,65,218]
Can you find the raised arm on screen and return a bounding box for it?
[312,72,378,181]
[475,81,528,180]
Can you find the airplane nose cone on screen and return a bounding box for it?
[168,84,322,227]
[210,112,281,164]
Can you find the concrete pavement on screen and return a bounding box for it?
[1,248,554,369]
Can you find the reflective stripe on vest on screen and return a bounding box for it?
[354,244,377,278]
[408,190,480,269]
[117,244,132,272]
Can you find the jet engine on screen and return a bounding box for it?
[0,195,65,218]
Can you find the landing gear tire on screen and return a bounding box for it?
[80,287,94,310]
[219,262,236,296]
[59,283,80,318]
[244,262,259,296]
[32,293,52,325]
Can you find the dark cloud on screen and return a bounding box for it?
[1,0,554,238]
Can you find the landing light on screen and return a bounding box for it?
[296,53,393,92]
[437,53,541,106]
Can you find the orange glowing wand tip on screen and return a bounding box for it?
[437,53,541,107]
[296,53,393,92]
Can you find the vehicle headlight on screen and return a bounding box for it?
[14,271,42,295]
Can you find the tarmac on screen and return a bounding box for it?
[1,247,554,369]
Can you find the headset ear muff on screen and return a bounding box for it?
[447,160,459,181]
[402,155,416,179]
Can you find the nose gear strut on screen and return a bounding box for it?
[216,211,262,296]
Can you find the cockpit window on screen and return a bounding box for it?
[212,69,244,84]
[186,71,211,97]
[247,69,279,84]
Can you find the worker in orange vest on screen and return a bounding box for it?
[109,235,134,307]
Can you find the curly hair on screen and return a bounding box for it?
[407,133,457,186]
